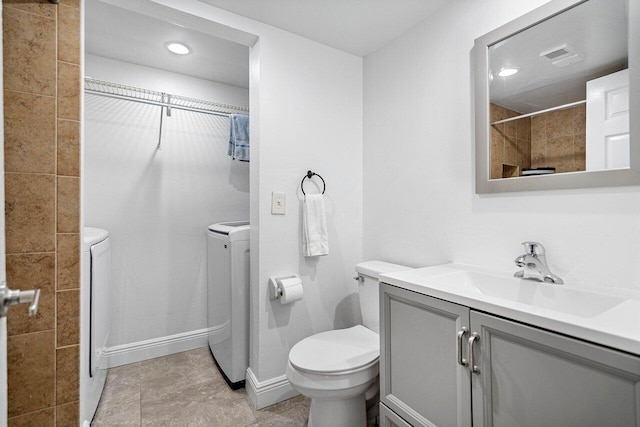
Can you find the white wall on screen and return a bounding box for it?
[251,25,363,385]
[363,0,640,291]
[85,2,364,402]
[84,55,250,347]
[86,54,249,106]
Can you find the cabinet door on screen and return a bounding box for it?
[380,283,471,427]
[471,311,640,427]
[380,402,412,427]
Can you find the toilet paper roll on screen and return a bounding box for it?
[278,277,304,304]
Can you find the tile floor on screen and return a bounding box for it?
[92,347,310,426]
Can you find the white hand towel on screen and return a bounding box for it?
[303,194,329,257]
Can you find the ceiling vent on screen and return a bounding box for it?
[540,44,584,68]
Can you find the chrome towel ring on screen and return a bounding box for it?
[300,170,326,195]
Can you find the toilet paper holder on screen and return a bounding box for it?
[269,275,301,300]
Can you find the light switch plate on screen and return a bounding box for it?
[271,192,286,215]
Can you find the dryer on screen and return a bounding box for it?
[80,227,111,425]
[207,221,250,389]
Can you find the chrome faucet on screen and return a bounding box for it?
[514,242,564,284]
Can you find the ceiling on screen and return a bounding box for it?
[85,1,250,88]
[200,0,449,56]
[86,0,449,87]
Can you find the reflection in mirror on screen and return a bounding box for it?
[488,0,628,180]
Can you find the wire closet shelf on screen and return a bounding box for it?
[84,78,249,117]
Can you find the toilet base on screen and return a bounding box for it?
[308,395,367,427]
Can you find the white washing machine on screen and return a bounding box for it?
[207,221,250,389]
[80,227,111,425]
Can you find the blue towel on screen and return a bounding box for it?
[228,114,250,162]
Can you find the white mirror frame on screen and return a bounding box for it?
[475,0,640,193]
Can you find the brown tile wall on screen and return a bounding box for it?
[490,103,531,179]
[530,104,586,173]
[3,0,81,425]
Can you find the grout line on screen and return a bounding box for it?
[6,251,56,256]
[6,406,55,422]
[4,88,56,99]
[57,59,81,67]
[3,4,57,21]
[55,343,79,350]
[4,171,57,177]
[6,328,55,339]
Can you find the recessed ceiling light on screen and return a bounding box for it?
[166,42,190,55]
[498,68,518,77]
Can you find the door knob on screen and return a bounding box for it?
[0,281,40,317]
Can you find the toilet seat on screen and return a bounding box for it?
[289,325,379,375]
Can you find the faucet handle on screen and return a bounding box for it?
[522,241,545,256]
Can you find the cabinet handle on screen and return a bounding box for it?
[468,333,480,374]
[456,327,468,366]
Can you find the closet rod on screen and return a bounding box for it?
[85,90,241,118]
[491,100,585,125]
[84,77,249,118]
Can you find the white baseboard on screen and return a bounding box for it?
[104,326,223,367]
[246,367,299,410]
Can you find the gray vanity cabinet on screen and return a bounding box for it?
[380,402,412,427]
[380,283,640,427]
[471,311,640,427]
[379,283,472,427]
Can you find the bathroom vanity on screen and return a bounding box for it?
[378,264,640,427]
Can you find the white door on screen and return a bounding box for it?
[586,69,630,170]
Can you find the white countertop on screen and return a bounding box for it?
[380,263,640,356]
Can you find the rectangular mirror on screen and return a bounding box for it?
[475,0,640,193]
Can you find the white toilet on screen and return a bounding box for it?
[286,261,412,427]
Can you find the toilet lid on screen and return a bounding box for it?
[289,325,379,374]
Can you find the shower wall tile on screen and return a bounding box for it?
[4,90,56,174]
[2,6,56,95]
[3,0,57,19]
[60,0,80,9]
[56,289,80,347]
[55,401,79,427]
[546,108,574,139]
[58,5,80,65]
[7,407,55,427]
[489,104,531,178]
[57,177,80,233]
[6,253,55,336]
[5,1,82,424]
[5,173,55,254]
[57,119,80,176]
[531,115,545,142]
[56,345,80,404]
[7,330,55,417]
[57,61,81,120]
[531,104,586,172]
[57,234,80,290]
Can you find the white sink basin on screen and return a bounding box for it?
[380,263,640,355]
[434,269,625,318]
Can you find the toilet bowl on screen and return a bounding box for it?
[286,261,412,427]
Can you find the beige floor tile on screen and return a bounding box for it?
[140,348,221,395]
[250,394,310,424]
[94,348,309,427]
[93,400,140,426]
[100,362,141,406]
[141,381,256,427]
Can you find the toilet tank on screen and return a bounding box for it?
[356,261,412,333]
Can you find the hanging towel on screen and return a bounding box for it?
[303,194,329,257]
[228,114,250,162]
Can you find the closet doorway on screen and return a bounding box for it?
[82,1,251,421]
